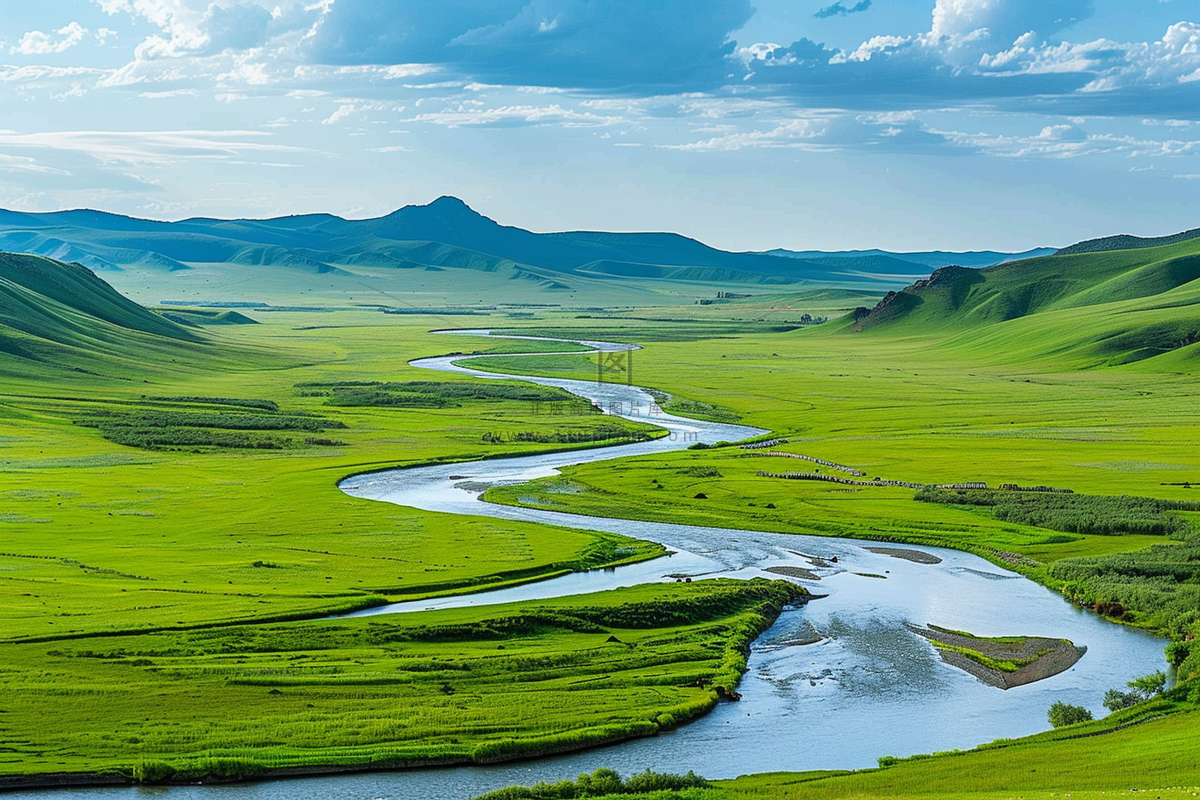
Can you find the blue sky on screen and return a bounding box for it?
[2,0,1200,251]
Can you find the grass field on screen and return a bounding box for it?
[6,242,1200,792]
[0,315,683,642]
[0,579,801,782]
[477,315,1200,662]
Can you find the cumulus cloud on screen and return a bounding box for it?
[930,0,1094,47]
[307,0,754,90]
[11,22,90,55]
[734,0,1200,119]
[92,0,309,58]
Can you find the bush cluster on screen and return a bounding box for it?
[477,768,711,799]
[76,398,344,451]
[482,427,651,445]
[915,488,1200,536]
[299,380,578,408]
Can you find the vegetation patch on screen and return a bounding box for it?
[648,391,742,424]
[482,426,655,445]
[478,768,712,799]
[299,380,580,409]
[75,397,345,451]
[915,488,1200,536]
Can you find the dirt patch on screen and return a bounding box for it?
[865,546,943,565]
[908,623,1086,689]
[765,565,821,581]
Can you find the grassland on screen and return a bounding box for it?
[0,579,801,784]
[0,314,682,643]
[476,308,1200,658]
[466,241,1200,797]
[7,237,1200,793]
[2,255,824,786]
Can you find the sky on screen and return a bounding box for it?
[2,1,1200,252]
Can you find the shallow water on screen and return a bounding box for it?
[16,331,1167,800]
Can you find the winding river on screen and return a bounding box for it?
[17,331,1167,800]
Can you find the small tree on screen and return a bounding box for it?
[1102,688,1140,712]
[1105,670,1168,713]
[1048,701,1093,728]
[1128,670,1166,699]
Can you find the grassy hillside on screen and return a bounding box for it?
[851,237,1200,330]
[843,237,1200,370]
[0,251,191,340]
[0,250,249,383]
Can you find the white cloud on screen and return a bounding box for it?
[0,153,71,175]
[322,103,356,124]
[663,113,952,153]
[930,0,1094,47]
[92,0,308,60]
[93,0,209,57]
[663,118,822,151]
[0,65,108,84]
[945,124,1200,159]
[835,34,913,63]
[11,22,89,56]
[0,129,306,166]
[404,103,623,128]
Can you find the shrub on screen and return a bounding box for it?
[1166,640,1193,668]
[474,768,710,799]
[1128,670,1167,698]
[915,488,1200,536]
[1047,701,1093,728]
[1102,689,1140,712]
[132,759,176,784]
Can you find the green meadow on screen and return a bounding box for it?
[0,579,800,781]
[0,314,676,643]
[5,235,1200,794]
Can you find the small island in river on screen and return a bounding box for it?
[908,623,1087,690]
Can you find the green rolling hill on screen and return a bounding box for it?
[846,235,1200,368]
[0,251,221,380]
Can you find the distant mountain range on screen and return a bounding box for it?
[0,197,1050,292]
[767,247,1057,273]
[5,210,1199,375]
